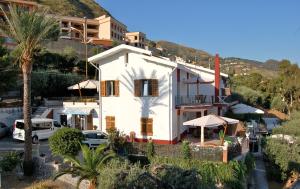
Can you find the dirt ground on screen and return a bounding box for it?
[1,175,74,189]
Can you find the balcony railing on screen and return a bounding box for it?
[175,95,229,106]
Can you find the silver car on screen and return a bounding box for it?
[0,122,11,138]
[82,130,108,148]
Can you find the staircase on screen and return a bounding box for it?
[32,106,48,118]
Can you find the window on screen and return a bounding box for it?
[106,116,115,130]
[101,80,119,97]
[134,36,138,40]
[134,79,158,97]
[125,53,129,63]
[141,118,153,136]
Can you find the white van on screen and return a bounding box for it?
[13,118,61,143]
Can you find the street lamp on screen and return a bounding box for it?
[69,17,91,79]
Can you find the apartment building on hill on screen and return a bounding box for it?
[0,0,147,48]
[125,32,146,48]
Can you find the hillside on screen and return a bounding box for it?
[154,40,279,76]
[33,0,110,18]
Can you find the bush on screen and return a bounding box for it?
[271,96,287,113]
[99,159,147,189]
[0,152,21,172]
[181,140,191,160]
[150,156,247,188]
[25,180,62,189]
[147,140,155,158]
[244,153,255,173]
[107,128,127,153]
[49,128,84,156]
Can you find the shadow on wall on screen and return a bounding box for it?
[121,68,170,118]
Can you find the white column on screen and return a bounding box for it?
[177,110,183,142]
[200,126,204,145]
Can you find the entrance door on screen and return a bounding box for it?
[87,114,93,130]
[74,115,81,129]
[60,115,67,126]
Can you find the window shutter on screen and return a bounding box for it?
[146,118,153,136]
[106,116,115,130]
[114,80,119,96]
[101,81,106,97]
[141,118,153,136]
[151,79,158,97]
[134,80,141,97]
[141,118,147,134]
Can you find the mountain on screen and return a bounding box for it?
[33,0,110,18]
[154,40,279,76]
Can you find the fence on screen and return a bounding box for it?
[128,143,224,162]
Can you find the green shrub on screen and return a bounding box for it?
[99,159,147,189]
[147,140,155,158]
[107,128,127,153]
[244,153,255,173]
[0,152,21,172]
[181,140,191,160]
[49,128,84,156]
[150,156,247,188]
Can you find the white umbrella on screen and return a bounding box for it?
[183,115,239,145]
[67,80,99,90]
[231,103,264,114]
[183,114,227,128]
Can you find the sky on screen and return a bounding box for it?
[97,0,300,64]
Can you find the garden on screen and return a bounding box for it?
[42,127,254,189]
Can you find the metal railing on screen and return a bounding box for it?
[175,95,229,106]
[47,96,98,103]
[175,95,215,106]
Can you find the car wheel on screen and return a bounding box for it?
[32,136,39,144]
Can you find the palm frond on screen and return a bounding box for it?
[63,155,81,167]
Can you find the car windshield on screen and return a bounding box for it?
[16,122,24,129]
[84,132,108,139]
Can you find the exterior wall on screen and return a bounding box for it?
[53,102,100,128]
[97,15,127,43]
[125,32,146,48]
[98,51,173,143]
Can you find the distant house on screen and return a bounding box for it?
[82,44,230,144]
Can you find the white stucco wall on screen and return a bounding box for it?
[98,51,174,141]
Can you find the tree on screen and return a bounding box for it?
[0,6,59,175]
[54,144,115,189]
[0,39,18,95]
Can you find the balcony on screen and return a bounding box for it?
[175,95,229,107]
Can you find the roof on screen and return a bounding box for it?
[231,103,264,114]
[88,44,228,77]
[88,44,151,63]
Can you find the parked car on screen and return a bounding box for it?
[13,118,61,144]
[82,130,108,148]
[0,122,11,138]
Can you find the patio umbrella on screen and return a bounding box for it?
[67,80,99,90]
[183,114,239,145]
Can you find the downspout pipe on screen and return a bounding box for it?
[169,67,176,144]
[89,62,102,131]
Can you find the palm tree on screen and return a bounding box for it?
[0,6,59,175]
[54,144,115,189]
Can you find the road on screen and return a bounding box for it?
[0,136,51,156]
[253,155,269,189]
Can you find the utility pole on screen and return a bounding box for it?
[84,17,88,79]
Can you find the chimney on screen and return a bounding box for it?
[215,54,220,102]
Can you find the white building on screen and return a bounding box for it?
[81,44,230,144]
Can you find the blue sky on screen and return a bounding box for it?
[97,0,300,64]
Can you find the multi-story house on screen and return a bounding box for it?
[80,44,230,144]
[125,32,146,48]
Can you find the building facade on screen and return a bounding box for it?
[125,32,146,48]
[87,45,230,144]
